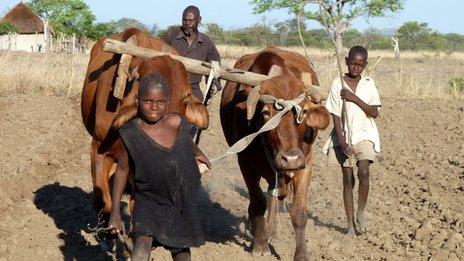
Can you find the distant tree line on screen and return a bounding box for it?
[203,20,464,52]
[1,0,461,52]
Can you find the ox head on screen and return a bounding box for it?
[246,65,330,171]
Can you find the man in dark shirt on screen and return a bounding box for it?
[162,5,222,102]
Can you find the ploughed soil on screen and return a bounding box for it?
[0,93,463,260]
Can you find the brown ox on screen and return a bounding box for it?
[220,46,330,260]
[81,28,209,216]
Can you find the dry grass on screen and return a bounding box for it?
[0,50,88,97]
[218,45,464,99]
[1,46,463,99]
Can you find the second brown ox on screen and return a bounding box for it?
[81,28,209,216]
[220,46,330,260]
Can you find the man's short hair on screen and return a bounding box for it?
[183,5,200,18]
[348,45,368,60]
[138,73,170,97]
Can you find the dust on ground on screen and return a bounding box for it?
[0,93,463,260]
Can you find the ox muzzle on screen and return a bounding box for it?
[275,148,306,171]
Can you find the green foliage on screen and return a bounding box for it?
[343,28,363,47]
[205,23,225,43]
[0,22,18,35]
[396,21,448,50]
[89,22,117,40]
[27,0,96,39]
[362,27,392,49]
[107,18,150,33]
[445,33,464,51]
[446,77,464,96]
[250,0,405,30]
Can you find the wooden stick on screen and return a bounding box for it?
[104,38,267,86]
[103,39,327,100]
[114,36,137,99]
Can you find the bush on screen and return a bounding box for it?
[446,77,464,97]
[0,22,18,35]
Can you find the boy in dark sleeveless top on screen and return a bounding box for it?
[108,73,211,261]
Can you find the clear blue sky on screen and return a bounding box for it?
[1,0,463,34]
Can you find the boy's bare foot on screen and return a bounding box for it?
[356,212,367,233]
[346,227,356,237]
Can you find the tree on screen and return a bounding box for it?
[362,27,391,50]
[274,21,291,45]
[445,33,464,51]
[396,21,447,50]
[205,23,225,44]
[0,22,18,35]
[107,18,150,33]
[251,0,405,58]
[27,0,96,39]
[89,22,117,40]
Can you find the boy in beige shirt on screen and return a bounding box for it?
[323,46,381,236]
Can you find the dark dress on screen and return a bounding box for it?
[119,116,204,248]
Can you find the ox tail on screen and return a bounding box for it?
[111,103,138,130]
[184,94,209,130]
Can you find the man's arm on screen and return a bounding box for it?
[340,89,379,118]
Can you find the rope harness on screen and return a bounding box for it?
[210,91,310,196]
[203,61,221,104]
[210,92,307,166]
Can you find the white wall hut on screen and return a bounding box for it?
[0,2,52,52]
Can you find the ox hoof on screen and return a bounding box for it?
[251,243,271,256]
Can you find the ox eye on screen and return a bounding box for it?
[262,109,271,120]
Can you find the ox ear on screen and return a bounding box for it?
[184,94,209,130]
[246,85,261,120]
[268,65,282,77]
[129,65,140,81]
[305,105,330,130]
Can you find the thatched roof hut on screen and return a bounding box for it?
[1,2,45,34]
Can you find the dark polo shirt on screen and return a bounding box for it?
[162,26,221,101]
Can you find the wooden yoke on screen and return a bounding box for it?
[103,39,328,101]
[113,36,137,100]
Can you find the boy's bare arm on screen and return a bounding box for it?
[332,114,355,156]
[109,144,130,233]
[192,141,211,169]
[340,89,379,118]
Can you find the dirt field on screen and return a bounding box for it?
[0,86,463,260]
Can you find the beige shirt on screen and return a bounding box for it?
[323,75,381,155]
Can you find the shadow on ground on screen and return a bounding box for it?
[34,182,242,259]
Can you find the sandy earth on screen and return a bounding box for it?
[0,92,463,260]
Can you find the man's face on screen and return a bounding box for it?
[345,53,367,78]
[182,11,199,36]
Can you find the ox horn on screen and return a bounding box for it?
[246,65,282,120]
[268,64,283,78]
[246,85,261,120]
[301,72,323,103]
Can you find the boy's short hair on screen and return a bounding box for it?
[138,73,170,97]
[348,45,368,60]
